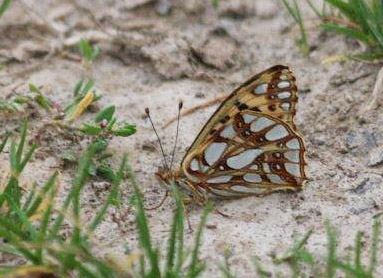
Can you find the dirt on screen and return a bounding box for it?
[1,0,383,276]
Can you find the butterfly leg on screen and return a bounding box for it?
[183,206,194,233]
[162,95,227,128]
[214,207,230,218]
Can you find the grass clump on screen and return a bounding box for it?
[0,123,210,278]
[280,0,383,60]
[268,220,381,278]
[0,125,128,278]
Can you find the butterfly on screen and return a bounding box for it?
[153,65,307,205]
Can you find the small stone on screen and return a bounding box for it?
[195,92,205,98]
[345,132,360,149]
[350,178,374,194]
[255,1,278,19]
[313,134,326,146]
[367,146,383,167]
[155,0,172,16]
[219,0,256,19]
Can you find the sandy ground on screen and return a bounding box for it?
[1,0,383,276]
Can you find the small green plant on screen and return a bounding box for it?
[28,83,52,111]
[78,39,100,62]
[64,103,136,181]
[0,84,52,113]
[64,79,100,119]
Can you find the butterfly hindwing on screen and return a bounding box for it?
[180,65,306,198]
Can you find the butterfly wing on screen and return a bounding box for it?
[180,65,306,197]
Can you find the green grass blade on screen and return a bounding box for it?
[50,144,96,237]
[15,121,27,167]
[273,228,313,264]
[35,181,56,262]
[165,185,185,277]
[305,0,322,18]
[165,204,178,277]
[0,131,10,153]
[188,202,212,278]
[18,143,37,174]
[21,183,36,212]
[174,190,185,273]
[321,22,371,44]
[71,143,97,245]
[325,0,355,20]
[127,162,161,278]
[353,231,365,275]
[368,219,380,275]
[325,221,337,278]
[26,172,58,217]
[4,194,38,242]
[0,0,11,18]
[280,0,299,22]
[88,155,126,231]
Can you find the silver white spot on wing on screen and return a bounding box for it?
[254,83,268,94]
[190,159,199,171]
[285,151,300,163]
[210,188,239,197]
[250,117,275,132]
[265,124,289,141]
[249,164,258,170]
[277,81,290,88]
[286,138,300,149]
[243,173,262,183]
[220,124,236,139]
[278,92,291,99]
[281,102,291,111]
[204,142,227,166]
[243,114,257,123]
[285,163,301,177]
[207,175,233,183]
[263,163,270,173]
[200,164,209,173]
[227,149,263,169]
[279,75,288,80]
[231,185,266,195]
[267,174,285,184]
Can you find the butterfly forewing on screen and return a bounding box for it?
[179,65,306,198]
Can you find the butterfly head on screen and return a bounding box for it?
[155,167,206,204]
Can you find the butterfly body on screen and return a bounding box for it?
[156,65,307,204]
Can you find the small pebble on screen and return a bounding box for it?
[367,146,383,167]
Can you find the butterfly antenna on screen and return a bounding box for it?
[170,101,183,170]
[145,107,169,171]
